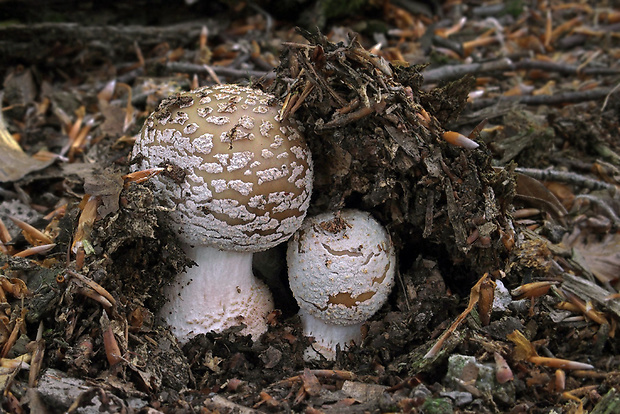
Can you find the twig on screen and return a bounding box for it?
[422,58,513,83]
[65,270,117,308]
[601,81,620,112]
[469,87,616,110]
[0,22,216,64]
[562,273,620,320]
[514,167,618,193]
[422,58,620,84]
[205,395,263,414]
[165,61,272,81]
[29,322,45,387]
[573,194,620,227]
[425,273,491,358]
[514,59,620,76]
[202,64,222,85]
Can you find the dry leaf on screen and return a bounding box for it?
[565,230,620,284]
[425,273,491,358]
[0,96,55,182]
[507,330,537,361]
[63,163,124,218]
[99,101,126,138]
[515,172,568,225]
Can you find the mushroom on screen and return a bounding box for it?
[287,209,395,360]
[132,84,313,343]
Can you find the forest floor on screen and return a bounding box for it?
[1,0,620,413]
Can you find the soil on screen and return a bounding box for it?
[1,1,620,413]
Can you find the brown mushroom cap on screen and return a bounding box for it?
[132,84,313,251]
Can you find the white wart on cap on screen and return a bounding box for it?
[132,84,313,342]
[287,209,395,360]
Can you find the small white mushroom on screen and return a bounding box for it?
[132,84,313,343]
[287,209,395,360]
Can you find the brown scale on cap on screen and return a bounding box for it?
[132,84,313,252]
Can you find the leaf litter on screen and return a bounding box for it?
[0,1,620,412]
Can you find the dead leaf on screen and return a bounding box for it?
[99,104,127,138]
[3,67,37,107]
[515,172,568,225]
[0,95,55,182]
[301,369,322,397]
[425,273,490,358]
[545,181,575,210]
[507,330,537,361]
[565,231,620,284]
[63,163,124,218]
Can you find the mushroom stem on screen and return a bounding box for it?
[159,245,274,343]
[299,309,363,361]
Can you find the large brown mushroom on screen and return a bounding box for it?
[132,84,313,343]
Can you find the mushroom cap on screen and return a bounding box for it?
[287,209,395,326]
[132,84,313,252]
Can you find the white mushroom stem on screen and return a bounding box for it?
[299,309,363,361]
[159,244,273,343]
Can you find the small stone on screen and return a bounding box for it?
[440,390,473,407]
[36,368,101,413]
[492,280,512,313]
[444,354,516,407]
[410,383,433,399]
[0,199,41,238]
[341,380,388,403]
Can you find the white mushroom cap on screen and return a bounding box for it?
[132,84,313,252]
[287,209,395,326]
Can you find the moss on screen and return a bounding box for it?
[505,0,524,18]
[421,398,453,414]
